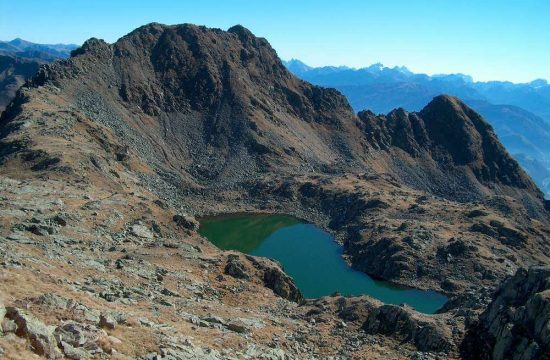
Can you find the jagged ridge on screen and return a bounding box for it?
[4,23,544,205]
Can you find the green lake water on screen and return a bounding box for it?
[199,213,447,314]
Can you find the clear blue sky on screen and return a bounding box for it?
[2,0,549,83]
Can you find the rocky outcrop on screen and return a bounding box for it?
[224,254,250,280]
[224,254,303,302]
[259,263,303,303]
[173,214,200,232]
[462,266,550,359]
[470,220,528,248]
[5,307,60,359]
[364,304,455,353]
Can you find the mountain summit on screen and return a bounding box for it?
[284,59,550,197]
[10,23,540,201]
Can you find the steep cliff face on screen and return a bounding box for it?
[462,267,550,360]
[358,95,541,197]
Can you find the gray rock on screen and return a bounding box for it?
[202,316,226,326]
[0,302,5,322]
[81,200,100,210]
[6,232,34,244]
[54,321,102,354]
[462,266,550,360]
[6,307,60,359]
[26,223,55,236]
[262,266,302,303]
[52,213,69,226]
[173,214,199,232]
[131,224,154,239]
[224,254,249,280]
[364,305,454,353]
[60,341,92,360]
[99,313,116,329]
[226,320,248,334]
[246,255,303,302]
[2,318,17,334]
[37,293,70,309]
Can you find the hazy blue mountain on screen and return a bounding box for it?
[474,79,550,121]
[283,59,313,74]
[0,39,79,113]
[285,60,550,197]
[467,100,550,161]
[0,38,79,61]
[285,60,550,119]
[513,154,550,198]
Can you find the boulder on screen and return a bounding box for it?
[130,224,154,239]
[1,318,17,334]
[54,321,103,354]
[6,307,60,359]
[99,313,116,330]
[37,293,70,309]
[173,214,199,232]
[60,341,92,359]
[224,254,250,280]
[226,320,248,334]
[52,213,69,227]
[364,304,454,353]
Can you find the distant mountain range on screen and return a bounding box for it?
[0,38,78,61]
[0,39,79,112]
[284,59,550,197]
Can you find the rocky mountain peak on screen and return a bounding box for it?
[70,37,110,57]
[15,23,358,183]
[4,24,542,202]
[420,95,535,189]
[420,94,487,165]
[357,95,541,197]
[227,24,256,42]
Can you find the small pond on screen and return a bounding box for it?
[199,213,447,314]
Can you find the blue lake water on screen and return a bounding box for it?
[199,214,447,314]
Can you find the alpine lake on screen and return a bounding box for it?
[199,213,447,314]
